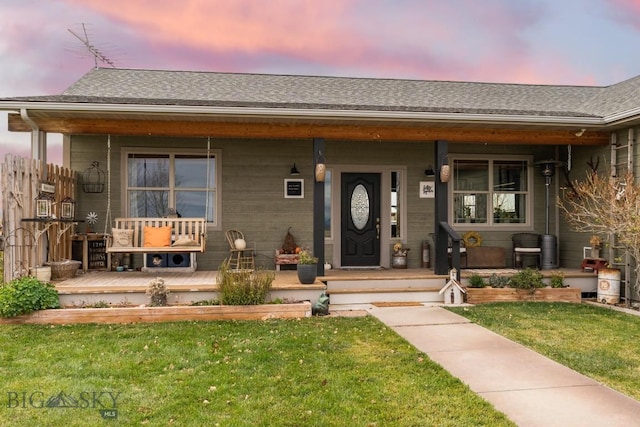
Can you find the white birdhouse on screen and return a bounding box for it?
[439,268,466,305]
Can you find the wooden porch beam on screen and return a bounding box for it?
[8,114,609,145]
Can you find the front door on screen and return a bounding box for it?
[341,173,381,266]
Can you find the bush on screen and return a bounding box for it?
[217,262,275,305]
[509,268,545,290]
[467,274,486,288]
[488,273,510,288]
[146,277,170,307]
[550,272,566,288]
[0,276,60,317]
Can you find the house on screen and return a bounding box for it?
[1,68,638,287]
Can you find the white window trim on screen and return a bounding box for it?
[449,154,534,230]
[121,147,222,230]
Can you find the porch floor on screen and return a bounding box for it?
[54,267,594,293]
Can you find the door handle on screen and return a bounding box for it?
[376,217,380,240]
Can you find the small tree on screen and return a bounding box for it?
[557,170,640,299]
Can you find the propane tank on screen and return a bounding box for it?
[422,240,430,268]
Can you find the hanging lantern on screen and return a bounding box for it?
[440,164,450,183]
[60,197,76,220]
[35,193,54,218]
[82,161,105,193]
[315,151,326,182]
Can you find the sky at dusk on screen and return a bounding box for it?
[2,0,640,164]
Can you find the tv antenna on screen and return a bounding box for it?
[67,23,116,68]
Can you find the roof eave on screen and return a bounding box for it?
[0,100,605,128]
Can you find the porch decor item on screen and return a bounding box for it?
[86,211,98,232]
[315,151,326,182]
[143,226,172,247]
[35,192,53,218]
[297,250,318,284]
[225,229,255,271]
[46,260,82,280]
[590,235,602,258]
[462,231,482,247]
[60,197,76,220]
[234,238,247,250]
[597,268,620,304]
[111,228,134,248]
[280,227,298,254]
[82,161,105,193]
[392,242,410,269]
[440,164,450,183]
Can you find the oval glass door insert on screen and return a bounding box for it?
[351,184,370,230]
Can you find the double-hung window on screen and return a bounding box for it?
[125,149,220,226]
[452,157,531,226]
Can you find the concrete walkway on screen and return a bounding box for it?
[365,305,640,427]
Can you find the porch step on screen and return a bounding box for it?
[326,286,443,305]
[324,275,447,304]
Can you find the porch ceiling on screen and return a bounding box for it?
[7,112,609,145]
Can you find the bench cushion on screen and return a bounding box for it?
[144,226,172,247]
[111,228,134,248]
[172,237,200,247]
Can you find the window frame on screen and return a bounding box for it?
[122,147,222,230]
[449,154,533,229]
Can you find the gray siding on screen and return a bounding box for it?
[69,134,608,270]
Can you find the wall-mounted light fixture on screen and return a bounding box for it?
[290,163,300,175]
[60,197,76,220]
[35,192,54,218]
[440,165,450,183]
[315,151,326,182]
[424,165,435,177]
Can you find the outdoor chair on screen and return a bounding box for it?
[225,229,255,271]
[512,233,542,268]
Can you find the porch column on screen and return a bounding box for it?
[313,138,325,276]
[434,140,449,275]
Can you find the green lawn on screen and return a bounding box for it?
[0,316,515,427]
[448,302,640,401]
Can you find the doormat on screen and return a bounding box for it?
[371,302,423,307]
[340,266,385,271]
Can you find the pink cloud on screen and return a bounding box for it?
[608,0,640,30]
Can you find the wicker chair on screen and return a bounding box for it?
[512,233,542,268]
[225,229,255,271]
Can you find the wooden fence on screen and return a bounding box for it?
[1,154,77,282]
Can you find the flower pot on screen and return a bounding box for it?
[392,254,407,269]
[297,264,317,284]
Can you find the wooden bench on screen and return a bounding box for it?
[106,217,207,271]
[274,250,299,271]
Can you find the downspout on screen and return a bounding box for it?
[20,108,47,179]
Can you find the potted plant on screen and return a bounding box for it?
[297,250,318,284]
[589,235,602,259]
[392,242,410,269]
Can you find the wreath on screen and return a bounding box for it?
[462,231,482,248]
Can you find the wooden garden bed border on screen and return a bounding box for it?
[466,287,581,304]
[0,302,312,325]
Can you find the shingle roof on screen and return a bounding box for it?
[5,67,640,119]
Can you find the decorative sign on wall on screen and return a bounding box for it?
[419,181,435,198]
[284,179,304,198]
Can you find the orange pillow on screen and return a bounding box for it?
[143,226,172,247]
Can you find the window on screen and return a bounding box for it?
[452,157,530,226]
[125,149,219,226]
[324,169,332,238]
[391,171,402,238]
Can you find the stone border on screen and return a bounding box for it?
[0,302,312,325]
